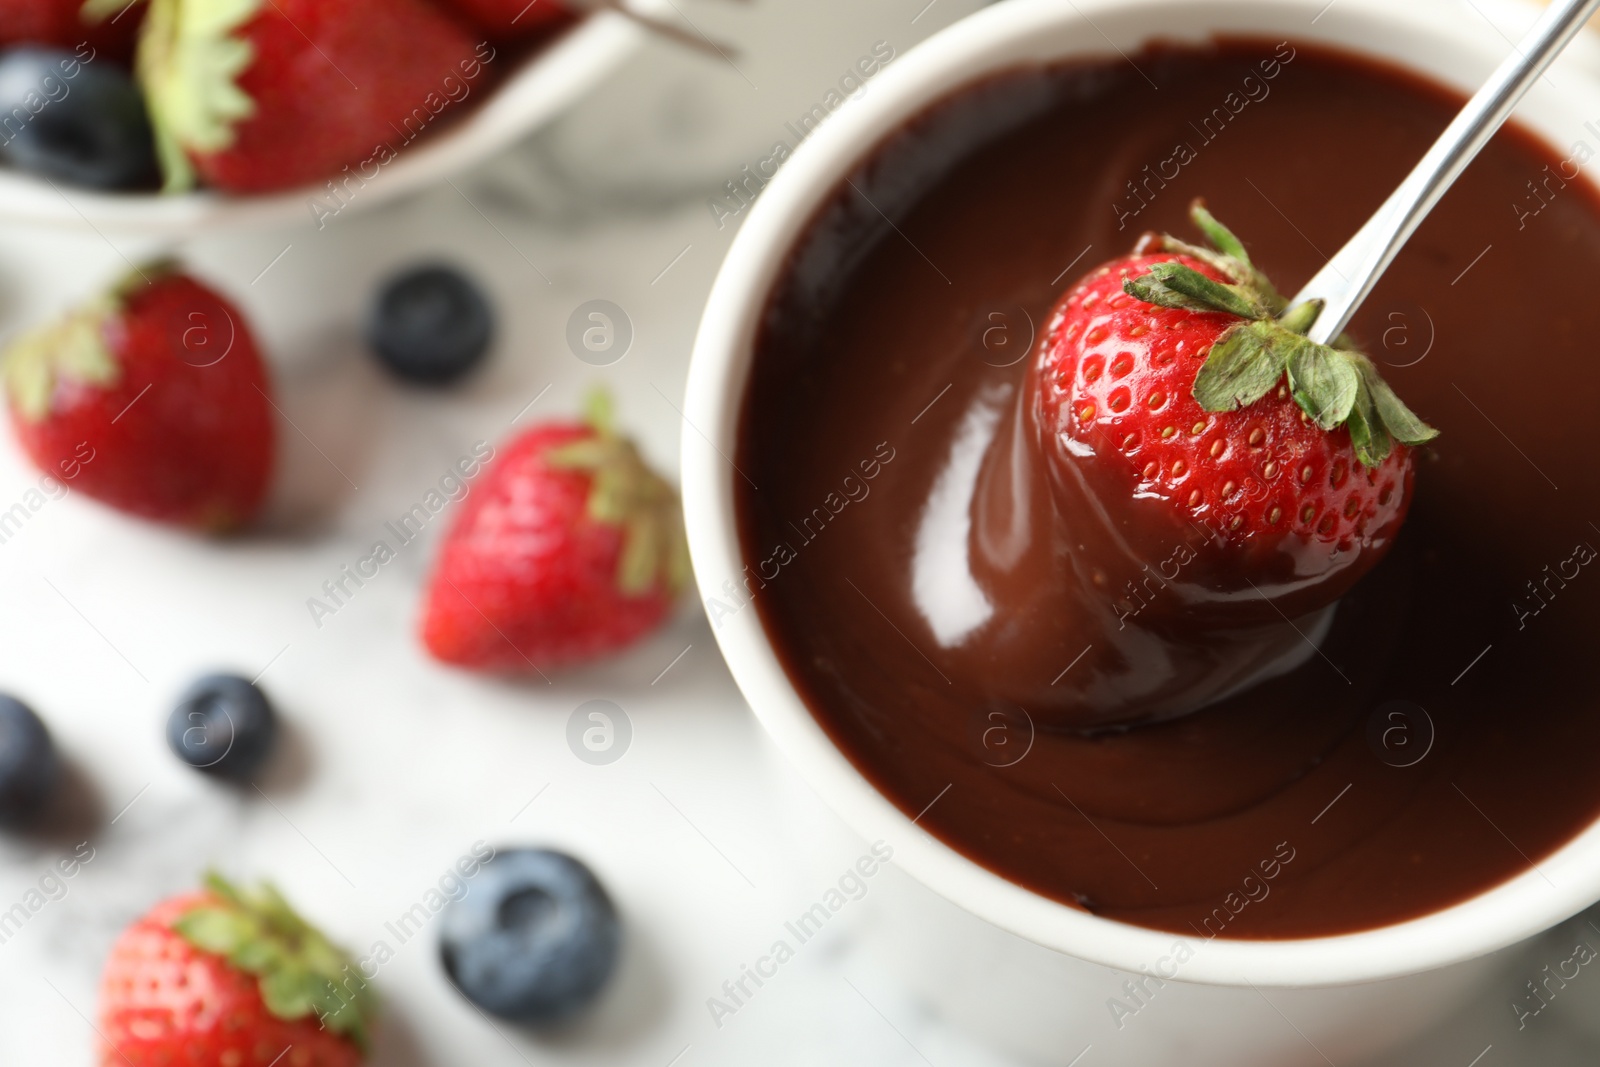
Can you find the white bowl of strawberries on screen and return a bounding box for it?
[0,0,647,233]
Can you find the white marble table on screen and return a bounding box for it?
[0,1,1597,1063]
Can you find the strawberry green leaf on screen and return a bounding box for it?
[174,871,375,1052]
[171,907,253,954]
[1143,203,1285,309]
[201,869,246,908]
[1146,234,1252,288]
[1345,382,1394,467]
[1360,361,1440,447]
[1192,321,1285,412]
[1123,263,1262,319]
[138,0,263,194]
[620,514,660,594]
[1,295,121,422]
[1190,201,1251,266]
[548,390,691,599]
[231,942,284,973]
[547,438,609,474]
[0,262,181,422]
[1286,340,1360,430]
[259,965,319,1020]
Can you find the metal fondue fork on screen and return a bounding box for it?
[1293,0,1600,344]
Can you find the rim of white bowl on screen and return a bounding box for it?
[684,0,1600,988]
[0,11,643,235]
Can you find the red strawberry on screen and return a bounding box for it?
[441,0,574,40]
[99,873,374,1067]
[132,0,493,193]
[1,0,146,60]
[421,393,689,671]
[1032,201,1437,609]
[1,263,274,531]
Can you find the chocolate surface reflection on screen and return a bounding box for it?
[736,40,1600,937]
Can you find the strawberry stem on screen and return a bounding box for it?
[1277,299,1323,336]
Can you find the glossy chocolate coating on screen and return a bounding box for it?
[736,40,1600,937]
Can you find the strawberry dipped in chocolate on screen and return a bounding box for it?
[967,201,1437,728]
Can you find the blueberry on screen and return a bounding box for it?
[166,674,277,781]
[0,47,158,190]
[0,695,60,827]
[440,848,621,1025]
[366,264,495,385]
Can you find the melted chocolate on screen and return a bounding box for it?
[735,40,1600,938]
